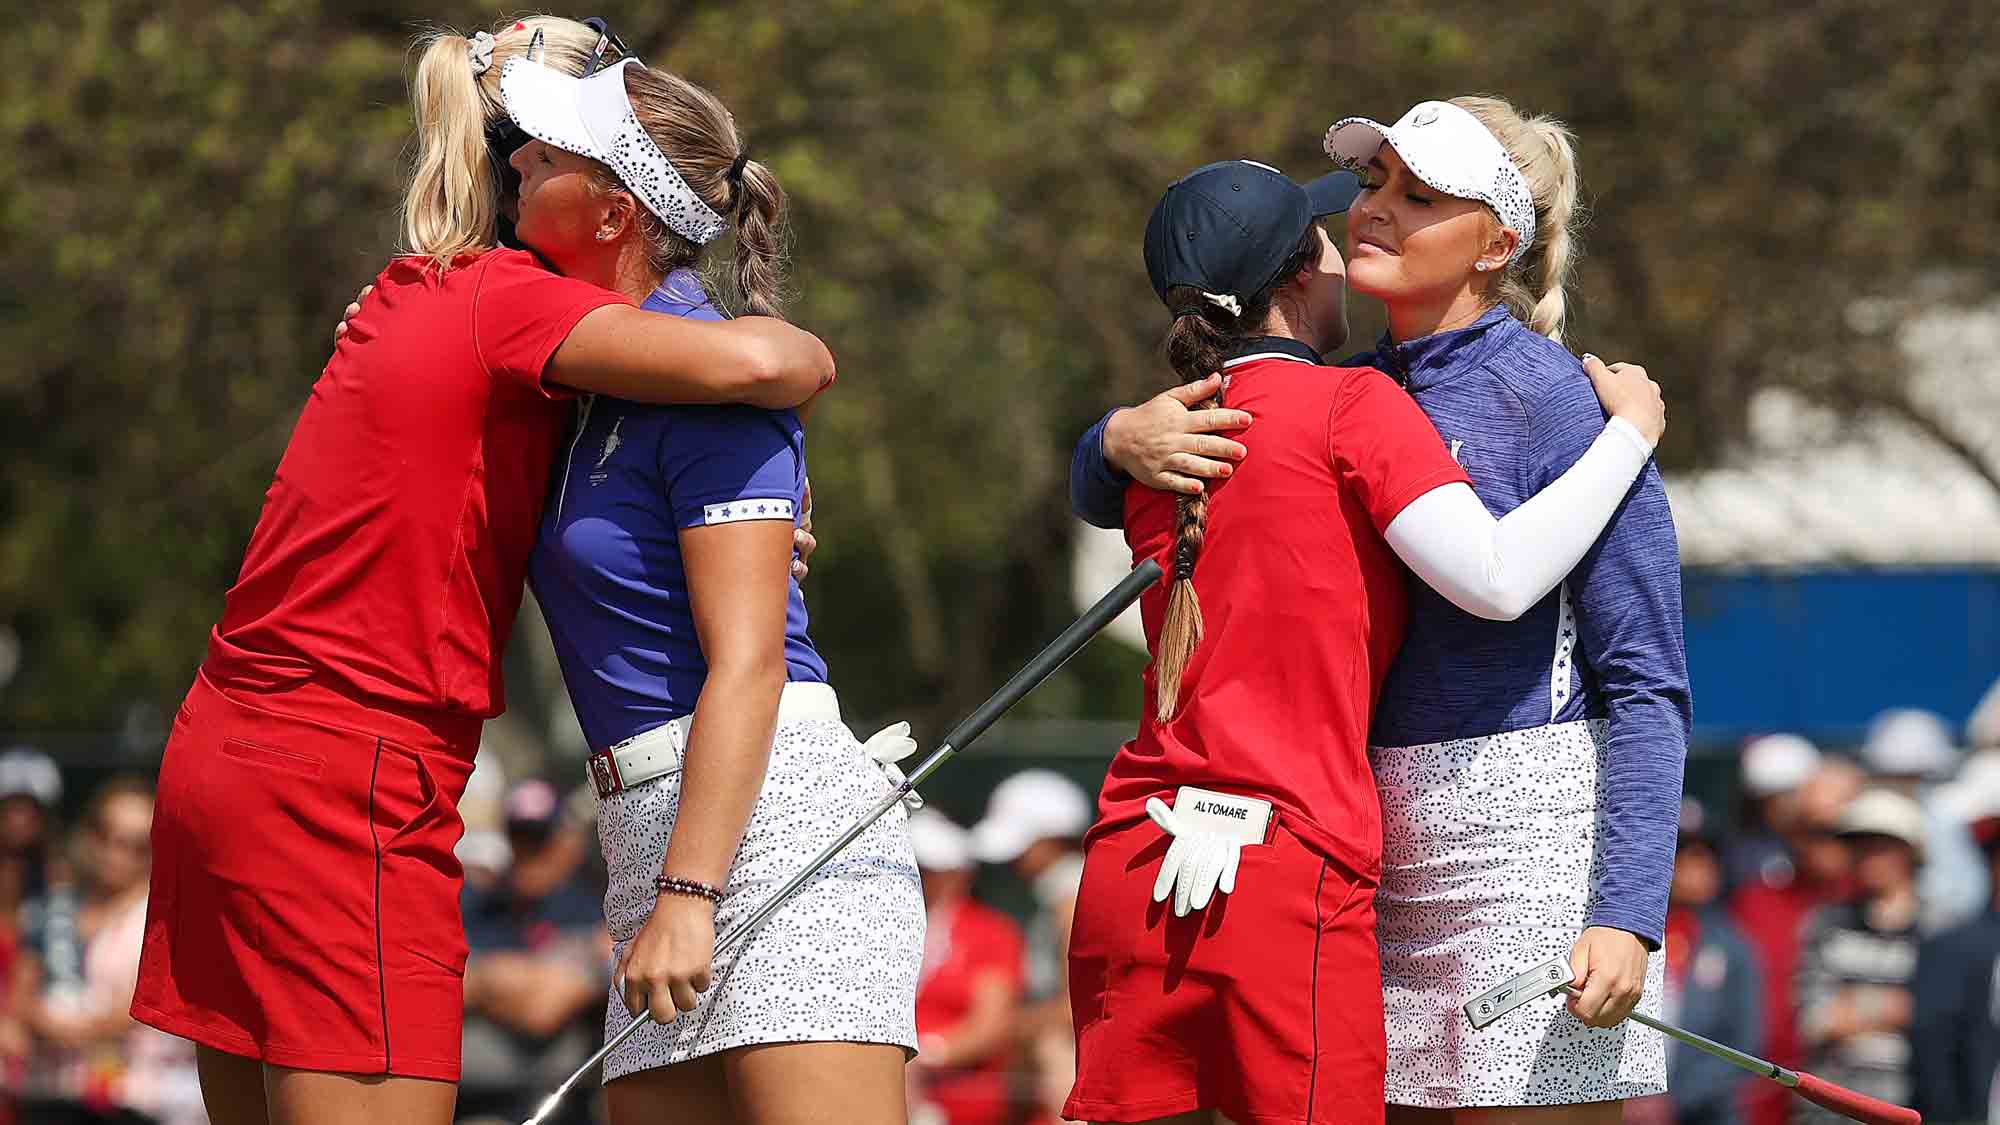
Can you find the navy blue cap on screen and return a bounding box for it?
[1143,160,1360,309]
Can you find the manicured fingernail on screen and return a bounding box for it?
[1582,353,1598,362]
[1219,465,1232,477]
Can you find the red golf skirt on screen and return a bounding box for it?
[132,671,478,1080]
[1064,814,1385,1125]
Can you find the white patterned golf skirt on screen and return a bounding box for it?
[596,685,924,1082]
[1372,719,1667,1107]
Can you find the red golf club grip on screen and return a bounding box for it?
[1793,1071,1921,1125]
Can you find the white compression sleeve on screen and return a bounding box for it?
[1383,418,1654,621]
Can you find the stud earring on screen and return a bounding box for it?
[1474,262,1491,272]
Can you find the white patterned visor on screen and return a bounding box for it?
[501,57,728,245]
[1324,100,1536,264]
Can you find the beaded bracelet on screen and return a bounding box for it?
[654,875,724,904]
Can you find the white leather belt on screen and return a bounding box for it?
[588,682,842,799]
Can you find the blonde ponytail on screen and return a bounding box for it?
[402,31,497,268]
[399,17,617,270]
[1453,96,1584,344]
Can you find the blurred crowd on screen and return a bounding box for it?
[4,688,2000,1125]
[1633,699,2000,1125]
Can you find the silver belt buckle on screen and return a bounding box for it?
[588,752,623,799]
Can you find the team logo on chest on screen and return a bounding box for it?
[589,416,625,486]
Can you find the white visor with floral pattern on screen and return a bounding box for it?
[1324,100,1536,264]
[501,57,727,246]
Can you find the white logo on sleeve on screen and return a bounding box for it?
[702,498,797,526]
[1448,438,1465,463]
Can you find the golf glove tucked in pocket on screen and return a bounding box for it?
[1146,786,1273,918]
[863,721,924,809]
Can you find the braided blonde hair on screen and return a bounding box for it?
[1453,95,1583,344]
[580,67,790,318]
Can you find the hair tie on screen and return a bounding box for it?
[1173,540,1197,581]
[1169,304,1206,321]
[467,30,496,76]
[1199,291,1243,318]
[727,149,751,185]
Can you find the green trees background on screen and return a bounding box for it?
[6,1,1999,743]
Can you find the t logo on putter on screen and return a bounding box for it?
[1463,957,1571,1030]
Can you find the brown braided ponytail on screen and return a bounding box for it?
[1152,227,1320,722]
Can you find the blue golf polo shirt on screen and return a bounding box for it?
[528,270,827,750]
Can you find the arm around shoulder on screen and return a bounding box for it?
[549,305,835,409]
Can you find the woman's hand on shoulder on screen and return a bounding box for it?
[1579,354,1665,450]
[1566,925,1650,1028]
[1103,374,1252,496]
[332,284,374,345]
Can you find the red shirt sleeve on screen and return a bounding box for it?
[470,250,630,398]
[1327,367,1471,532]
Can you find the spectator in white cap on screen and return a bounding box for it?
[968,769,1089,1124]
[0,746,63,901]
[1795,788,1927,1122]
[1862,708,1961,785]
[1730,755,1861,1125]
[969,770,1089,998]
[1726,733,1823,892]
[908,810,1024,1125]
[1862,707,1983,933]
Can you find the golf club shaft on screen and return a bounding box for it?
[524,559,1161,1124]
[1557,984,1783,1082]
[1557,986,1922,1125]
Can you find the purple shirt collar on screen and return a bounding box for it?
[1368,303,1520,391]
[643,268,721,319]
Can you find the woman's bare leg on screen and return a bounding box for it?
[262,1067,456,1125]
[195,1047,268,1125]
[724,1042,906,1125]
[604,1052,735,1125]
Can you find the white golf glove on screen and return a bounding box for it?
[1146,796,1241,917]
[863,721,923,810]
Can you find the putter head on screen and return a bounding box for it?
[1463,957,1572,1030]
